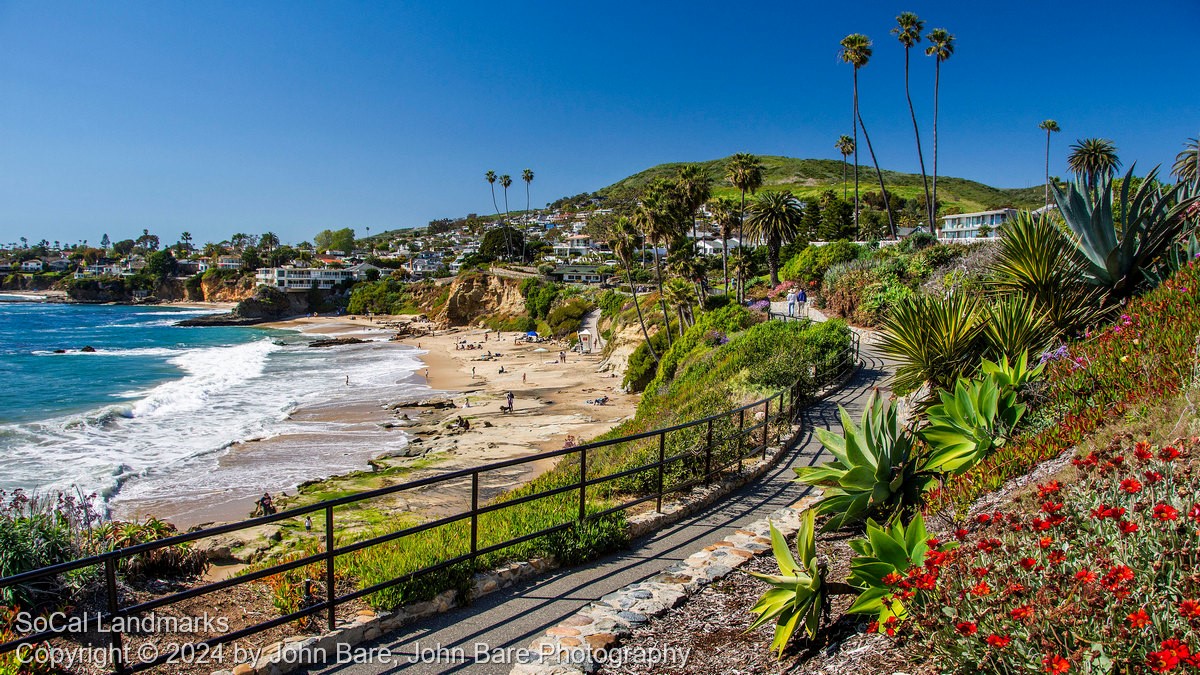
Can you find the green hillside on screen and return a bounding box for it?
[598,155,1045,213]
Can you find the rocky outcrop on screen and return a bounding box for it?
[308,337,366,348]
[187,273,258,303]
[1,273,60,292]
[434,273,525,327]
[178,286,306,326]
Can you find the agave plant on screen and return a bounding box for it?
[919,371,1028,475]
[794,390,929,530]
[1144,231,1200,288]
[747,511,825,655]
[846,513,953,625]
[878,293,985,396]
[1052,165,1199,299]
[980,351,1045,392]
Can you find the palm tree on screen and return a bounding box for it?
[840,33,896,239]
[1172,137,1198,188]
[746,190,803,286]
[522,169,534,262]
[728,248,754,305]
[835,135,855,201]
[663,278,696,336]
[500,174,514,258]
[1038,120,1062,206]
[180,231,193,253]
[485,170,501,217]
[609,217,657,361]
[925,28,955,233]
[1066,138,1121,192]
[708,196,740,295]
[676,165,712,251]
[726,153,764,300]
[893,13,933,230]
[641,179,688,347]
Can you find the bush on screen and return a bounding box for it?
[546,297,592,337]
[520,278,562,320]
[780,240,861,286]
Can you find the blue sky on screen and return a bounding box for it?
[1,0,1197,246]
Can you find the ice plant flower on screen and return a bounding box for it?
[1127,608,1151,628]
[985,634,1011,648]
[1153,504,1179,521]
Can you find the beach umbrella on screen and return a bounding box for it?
[533,347,549,353]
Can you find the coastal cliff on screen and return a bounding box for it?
[433,273,525,326]
[185,271,258,303]
[177,286,307,326]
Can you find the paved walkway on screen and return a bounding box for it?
[304,324,892,675]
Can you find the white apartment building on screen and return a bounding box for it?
[255,267,358,291]
[940,208,1018,239]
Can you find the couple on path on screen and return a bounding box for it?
[786,288,808,317]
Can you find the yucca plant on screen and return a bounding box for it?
[879,293,985,396]
[919,372,1027,475]
[845,513,953,625]
[794,390,929,530]
[981,295,1055,362]
[1053,165,1199,299]
[746,511,825,655]
[991,211,1103,335]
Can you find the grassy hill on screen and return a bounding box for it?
[598,155,1045,213]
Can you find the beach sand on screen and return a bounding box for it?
[156,314,634,531]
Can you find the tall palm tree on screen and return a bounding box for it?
[835,135,855,201]
[1172,137,1198,188]
[663,278,696,336]
[485,170,501,217]
[1066,138,1121,192]
[500,174,514,258]
[893,13,933,230]
[925,28,955,233]
[746,190,803,286]
[707,196,740,295]
[840,33,896,239]
[728,248,754,306]
[608,217,657,361]
[1038,120,1061,205]
[522,169,534,262]
[640,180,688,348]
[676,165,712,251]
[726,153,764,300]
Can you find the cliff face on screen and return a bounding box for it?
[188,274,258,303]
[433,273,525,326]
[1,274,59,292]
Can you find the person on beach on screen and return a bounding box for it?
[471,366,476,378]
[786,289,797,316]
[507,391,515,410]
[256,492,275,516]
[345,375,350,386]
[424,368,430,380]
[522,372,526,384]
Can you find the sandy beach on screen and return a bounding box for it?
[147,313,635,532]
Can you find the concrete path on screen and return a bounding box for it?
[303,321,892,675]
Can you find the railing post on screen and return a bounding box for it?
[104,557,126,674]
[578,447,588,523]
[471,470,480,555]
[655,431,665,513]
[737,408,745,472]
[704,418,713,481]
[762,399,770,455]
[325,505,335,632]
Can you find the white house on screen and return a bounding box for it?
[695,238,741,256]
[20,259,44,272]
[216,256,243,270]
[255,267,358,291]
[939,209,1018,240]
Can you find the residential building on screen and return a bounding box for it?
[0,259,14,272]
[939,208,1018,239]
[255,267,358,291]
[216,256,244,270]
[20,259,44,272]
[549,265,613,284]
[46,259,73,272]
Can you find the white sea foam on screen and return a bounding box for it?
[1,337,428,513]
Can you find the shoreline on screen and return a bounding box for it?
[127,314,636,546]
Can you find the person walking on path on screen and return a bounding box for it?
[785,289,798,316]
[506,391,515,411]
[797,287,809,317]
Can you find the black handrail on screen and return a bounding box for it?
[0,319,859,674]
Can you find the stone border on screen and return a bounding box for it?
[212,364,860,675]
[509,495,822,674]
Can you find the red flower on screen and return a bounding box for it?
[1161,445,1181,461]
[1032,517,1052,531]
[1120,478,1143,494]
[1038,536,1054,549]
[1127,608,1151,628]
[1042,653,1070,673]
[986,634,1011,648]
[1146,470,1165,484]
[926,537,941,548]
[1074,568,1097,583]
[1041,501,1064,514]
[1134,441,1153,461]
[975,513,992,524]
[882,572,904,586]
[955,621,977,636]
[1118,520,1139,534]
[1154,504,1179,521]
[1091,504,1126,520]
[976,538,1002,552]
[1019,557,1038,571]
[1037,480,1062,498]
[1048,550,1066,565]
[970,581,992,596]
[1180,599,1200,619]
[954,528,969,540]
[1188,504,1200,524]
[1146,649,1180,672]
[1010,605,1034,621]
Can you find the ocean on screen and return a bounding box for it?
[0,295,429,524]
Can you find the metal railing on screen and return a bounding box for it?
[0,326,860,673]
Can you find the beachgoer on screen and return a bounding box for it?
[522,372,526,384]
[424,368,430,380]
[498,365,506,374]
[462,417,470,431]
[345,375,350,386]
[507,391,515,410]
[471,366,476,378]
[304,515,312,532]
[786,289,797,316]
[256,492,275,516]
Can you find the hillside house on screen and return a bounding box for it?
[940,209,1018,239]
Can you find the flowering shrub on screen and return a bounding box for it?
[891,439,1200,673]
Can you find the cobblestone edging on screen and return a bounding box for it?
[211,365,859,675]
[508,495,822,675]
